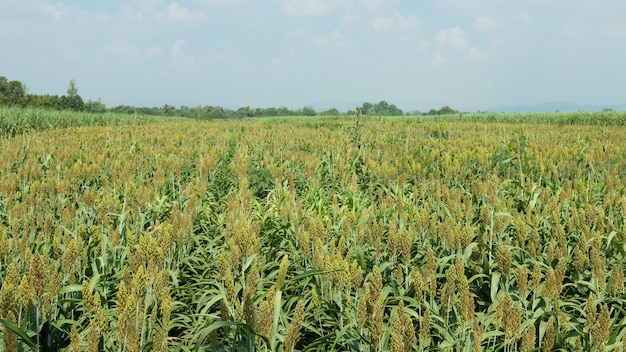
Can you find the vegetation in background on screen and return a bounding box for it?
[353,101,404,116]
[0,109,625,351]
[5,75,626,122]
[0,107,160,138]
[422,106,459,116]
[0,75,457,119]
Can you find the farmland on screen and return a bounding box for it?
[0,108,625,351]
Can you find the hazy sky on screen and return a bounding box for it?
[1,0,625,111]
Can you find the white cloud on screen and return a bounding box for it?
[414,38,431,53]
[119,2,206,22]
[436,27,469,49]
[363,0,384,11]
[372,17,394,30]
[157,2,207,21]
[431,0,501,17]
[469,47,483,58]
[167,3,192,20]
[119,5,144,21]
[269,52,299,81]
[434,26,483,62]
[171,39,188,60]
[372,11,420,31]
[432,50,445,65]
[281,0,332,16]
[474,16,496,30]
[107,40,140,57]
[39,3,70,20]
[342,13,360,25]
[170,38,202,71]
[279,0,354,16]
[200,0,246,3]
[396,13,421,29]
[136,0,162,12]
[312,30,347,48]
[107,39,163,58]
[147,46,164,57]
[7,1,626,110]
[311,30,351,57]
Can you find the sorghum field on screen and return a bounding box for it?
[1,108,626,351]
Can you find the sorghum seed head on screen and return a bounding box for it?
[277,255,289,290]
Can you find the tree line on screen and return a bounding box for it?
[0,77,103,113]
[1,76,458,118]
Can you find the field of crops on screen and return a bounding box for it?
[0,108,625,351]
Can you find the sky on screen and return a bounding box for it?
[1,0,625,112]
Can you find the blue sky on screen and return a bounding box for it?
[1,0,625,112]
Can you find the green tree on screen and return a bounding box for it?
[236,106,255,117]
[259,107,278,116]
[208,107,226,119]
[388,104,403,116]
[300,106,317,116]
[161,104,175,116]
[437,106,457,115]
[191,105,205,119]
[373,100,390,115]
[67,79,79,97]
[178,105,192,118]
[321,108,340,116]
[276,106,292,116]
[30,94,61,109]
[0,76,27,106]
[63,79,84,111]
[84,99,107,113]
[361,102,373,114]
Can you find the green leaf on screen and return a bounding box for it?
[58,284,82,295]
[606,231,618,249]
[89,274,101,291]
[242,253,258,273]
[194,321,242,352]
[0,318,37,350]
[528,187,540,211]
[194,320,270,351]
[270,290,283,350]
[490,272,501,303]
[463,242,478,261]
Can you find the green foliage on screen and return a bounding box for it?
[299,106,317,116]
[236,106,256,117]
[208,106,227,119]
[320,108,340,116]
[206,143,237,205]
[83,99,107,114]
[0,106,159,138]
[359,101,404,116]
[353,105,366,153]
[423,106,459,116]
[0,77,85,111]
[160,104,175,116]
[248,162,274,199]
[0,76,26,106]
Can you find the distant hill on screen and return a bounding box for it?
[491,101,626,113]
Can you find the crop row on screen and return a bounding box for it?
[0,115,625,351]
